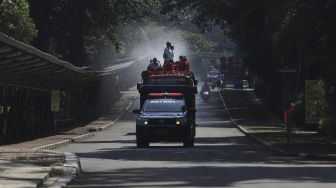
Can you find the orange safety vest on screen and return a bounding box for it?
[163,61,175,72]
[176,59,190,72]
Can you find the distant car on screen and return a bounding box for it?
[207,69,222,89]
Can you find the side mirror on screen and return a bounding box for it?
[132,109,140,114]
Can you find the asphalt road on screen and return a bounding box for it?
[60,89,336,188]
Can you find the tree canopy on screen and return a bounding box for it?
[0,0,37,43]
[28,0,161,66]
[162,0,336,92]
[162,0,336,133]
[179,30,216,53]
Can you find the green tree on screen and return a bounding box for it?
[163,0,336,134]
[0,0,37,43]
[179,30,216,53]
[28,0,161,67]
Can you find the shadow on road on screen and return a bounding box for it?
[74,136,308,164]
[66,90,336,187]
[68,165,336,188]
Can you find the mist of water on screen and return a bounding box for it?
[94,24,194,111]
[130,26,191,64]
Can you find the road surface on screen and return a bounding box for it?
[60,89,336,188]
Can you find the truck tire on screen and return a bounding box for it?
[183,128,195,147]
[192,126,196,137]
[136,138,149,148]
[183,137,194,147]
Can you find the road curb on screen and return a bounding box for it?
[219,90,286,154]
[32,133,95,151]
[35,92,138,151]
[71,132,95,142]
[36,171,51,188]
[219,90,336,160]
[33,139,72,151]
[31,91,138,187]
[89,122,115,132]
[39,150,81,188]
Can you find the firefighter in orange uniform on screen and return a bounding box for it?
[176,56,190,73]
[163,59,175,72]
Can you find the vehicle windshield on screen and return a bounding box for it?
[143,99,186,112]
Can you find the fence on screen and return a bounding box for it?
[0,33,146,144]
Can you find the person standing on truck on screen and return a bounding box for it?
[163,41,174,62]
[162,42,175,72]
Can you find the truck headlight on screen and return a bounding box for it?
[176,118,186,126]
[137,118,148,125]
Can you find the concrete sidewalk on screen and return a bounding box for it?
[221,88,336,160]
[0,88,138,187]
[5,89,138,150]
[0,148,80,188]
[0,159,51,188]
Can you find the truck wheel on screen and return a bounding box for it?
[183,137,194,147]
[183,129,194,147]
[192,126,196,137]
[136,138,149,148]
